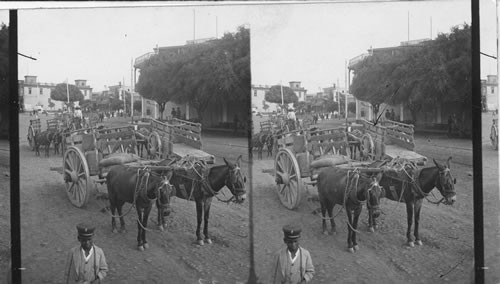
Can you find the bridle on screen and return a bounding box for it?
[225,164,246,198]
[434,167,456,203]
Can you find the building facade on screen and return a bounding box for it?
[19,75,93,112]
[482,75,498,112]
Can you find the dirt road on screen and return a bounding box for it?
[18,114,250,283]
[251,121,474,283]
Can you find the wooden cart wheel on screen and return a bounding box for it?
[491,125,498,150]
[148,131,162,159]
[361,133,375,161]
[274,148,302,209]
[27,126,35,150]
[63,146,91,208]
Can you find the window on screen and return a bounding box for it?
[492,88,495,94]
[254,90,257,97]
[40,88,43,95]
[28,87,32,95]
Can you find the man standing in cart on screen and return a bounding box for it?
[272,224,314,284]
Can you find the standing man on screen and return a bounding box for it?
[171,108,177,120]
[65,223,108,283]
[272,224,314,284]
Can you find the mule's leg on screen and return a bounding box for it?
[346,208,355,253]
[117,203,126,233]
[368,209,376,232]
[137,208,145,251]
[203,198,213,244]
[142,206,152,249]
[328,203,336,235]
[352,206,362,251]
[156,200,165,231]
[110,203,118,233]
[195,201,204,245]
[406,202,415,247]
[414,198,423,246]
[320,202,327,235]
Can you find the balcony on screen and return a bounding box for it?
[348,53,370,69]
[134,52,155,68]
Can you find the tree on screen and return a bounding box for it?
[326,101,339,113]
[350,23,471,124]
[137,26,250,121]
[50,83,84,108]
[265,85,298,106]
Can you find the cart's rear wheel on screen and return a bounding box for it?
[63,146,91,207]
[274,148,302,209]
[491,125,498,150]
[148,132,162,159]
[27,126,35,150]
[361,133,375,161]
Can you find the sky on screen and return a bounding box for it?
[0,1,497,93]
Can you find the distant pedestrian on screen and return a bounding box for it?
[272,224,314,284]
[64,223,108,283]
[171,108,177,120]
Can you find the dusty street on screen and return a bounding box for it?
[251,114,475,283]
[18,114,250,283]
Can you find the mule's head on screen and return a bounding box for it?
[224,155,247,204]
[153,170,175,216]
[364,172,384,218]
[433,157,456,205]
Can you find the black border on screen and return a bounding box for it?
[9,9,20,284]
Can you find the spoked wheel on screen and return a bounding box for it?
[491,125,498,150]
[274,148,302,210]
[361,133,375,161]
[27,126,35,150]
[63,146,91,208]
[148,132,162,159]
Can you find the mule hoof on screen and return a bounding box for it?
[205,238,212,245]
[143,243,149,249]
[369,227,375,233]
[416,240,423,246]
[353,245,359,251]
[408,241,415,247]
[138,245,144,251]
[348,247,355,253]
[197,239,204,246]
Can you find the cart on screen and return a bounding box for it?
[62,125,144,207]
[491,118,498,150]
[274,127,353,209]
[358,119,427,165]
[143,117,215,164]
[27,118,41,150]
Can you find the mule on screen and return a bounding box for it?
[34,130,57,157]
[317,167,383,252]
[251,132,272,159]
[369,157,456,247]
[161,155,247,245]
[106,165,175,251]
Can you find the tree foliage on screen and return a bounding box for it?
[50,83,84,104]
[265,85,298,105]
[350,23,471,123]
[136,26,250,120]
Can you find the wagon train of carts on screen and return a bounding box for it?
[271,118,457,251]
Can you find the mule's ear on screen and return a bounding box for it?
[375,172,383,182]
[446,157,452,168]
[433,158,443,169]
[164,170,173,181]
[224,157,229,166]
[236,155,242,166]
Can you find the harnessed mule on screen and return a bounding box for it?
[317,168,383,252]
[371,157,456,247]
[251,132,273,159]
[106,165,175,251]
[162,155,247,245]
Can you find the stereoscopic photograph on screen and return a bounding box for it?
[250,0,495,283]
[16,4,250,283]
[2,1,499,284]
